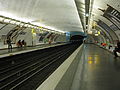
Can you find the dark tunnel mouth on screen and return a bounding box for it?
[70,35,84,42]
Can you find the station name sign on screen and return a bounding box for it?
[105,5,120,20]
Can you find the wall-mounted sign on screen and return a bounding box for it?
[31,28,36,34]
[104,5,120,20]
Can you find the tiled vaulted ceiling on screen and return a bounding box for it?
[0,0,119,33]
[0,0,84,33]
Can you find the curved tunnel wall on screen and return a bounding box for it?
[99,5,120,45]
[0,21,67,48]
[96,26,111,44]
[98,20,119,41]
[97,21,115,44]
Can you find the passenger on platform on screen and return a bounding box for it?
[113,41,120,57]
[21,40,26,48]
[101,43,107,47]
[17,40,22,48]
[6,38,12,52]
[109,45,112,49]
[48,40,52,45]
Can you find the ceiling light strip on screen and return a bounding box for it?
[0,15,64,34]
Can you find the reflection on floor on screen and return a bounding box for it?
[80,44,120,90]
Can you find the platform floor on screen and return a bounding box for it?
[79,44,120,90]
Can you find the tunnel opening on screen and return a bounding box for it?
[70,35,84,44]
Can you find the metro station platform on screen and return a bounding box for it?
[0,43,63,58]
[78,44,120,90]
[0,43,120,90]
[37,44,120,90]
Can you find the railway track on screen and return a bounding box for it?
[0,43,81,90]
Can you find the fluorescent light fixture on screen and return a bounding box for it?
[16,21,21,25]
[50,31,54,33]
[20,23,24,26]
[24,24,29,27]
[43,28,48,31]
[34,26,37,29]
[28,25,32,28]
[30,25,34,28]
[36,27,39,29]
[0,11,33,23]
[0,17,4,21]
[10,20,16,24]
[0,11,64,33]
[85,13,89,17]
[95,34,98,36]
[4,19,11,23]
[31,22,65,33]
